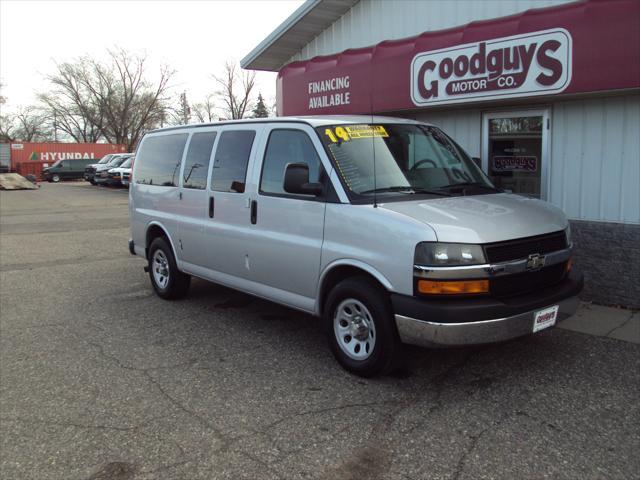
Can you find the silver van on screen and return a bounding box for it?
[129,116,582,377]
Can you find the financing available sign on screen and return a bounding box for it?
[411,29,572,106]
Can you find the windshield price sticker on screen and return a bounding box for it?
[324,125,388,143]
[345,125,388,139]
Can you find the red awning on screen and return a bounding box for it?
[277,0,640,115]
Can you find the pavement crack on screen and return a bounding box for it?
[141,370,229,444]
[1,415,164,433]
[260,400,396,433]
[86,340,196,372]
[603,312,635,338]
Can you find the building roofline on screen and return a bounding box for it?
[240,0,358,72]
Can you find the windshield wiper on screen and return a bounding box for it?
[441,182,501,192]
[361,186,452,196]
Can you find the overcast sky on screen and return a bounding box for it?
[0,0,304,113]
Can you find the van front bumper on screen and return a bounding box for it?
[392,271,583,347]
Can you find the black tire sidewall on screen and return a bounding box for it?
[325,277,400,377]
[148,237,184,300]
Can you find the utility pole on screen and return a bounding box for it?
[53,111,58,142]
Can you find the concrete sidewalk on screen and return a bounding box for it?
[558,302,640,344]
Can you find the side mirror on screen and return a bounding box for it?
[472,157,482,168]
[283,163,323,196]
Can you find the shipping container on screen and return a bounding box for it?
[15,162,49,179]
[4,142,127,171]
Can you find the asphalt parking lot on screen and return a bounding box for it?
[1,182,639,480]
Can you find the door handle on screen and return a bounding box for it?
[209,196,214,218]
[250,200,257,225]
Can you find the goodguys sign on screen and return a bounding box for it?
[277,0,639,116]
[411,29,572,106]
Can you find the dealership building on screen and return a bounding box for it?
[242,0,640,307]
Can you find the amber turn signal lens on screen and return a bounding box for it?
[418,279,489,295]
[566,257,573,272]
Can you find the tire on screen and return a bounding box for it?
[148,237,190,300]
[324,276,403,377]
[52,175,60,183]
[89,179,96,185]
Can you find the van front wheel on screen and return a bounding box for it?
[324,277,403,377]
[52,174,60,183]
[148,237,190,300]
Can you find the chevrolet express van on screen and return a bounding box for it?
[42,158,97,182]
[129,116,582,377]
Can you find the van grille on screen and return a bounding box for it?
[484,231,567,264]
[490,262,567,297]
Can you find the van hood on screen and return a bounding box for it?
[379,193,568,244]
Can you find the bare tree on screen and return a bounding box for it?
[0,82,6,106]
[39,93,102,142]
[43,48,175,150]
[0,106,52,142]
[213,61,255,120]
[170,91,191,125]
[192,94,216,123]
[0,114,15,142]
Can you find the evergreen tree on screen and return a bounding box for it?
[252,93,269,118]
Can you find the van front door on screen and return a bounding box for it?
[245,126,327,310]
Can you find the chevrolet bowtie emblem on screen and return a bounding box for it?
[526,253,546,270]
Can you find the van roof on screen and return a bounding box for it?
[151,115,426,134]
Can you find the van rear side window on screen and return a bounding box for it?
[135,134,188,187]
[183,132,217,190]
[210,130,256,193]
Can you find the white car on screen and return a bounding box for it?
[94,154,132,185]
[105,157,132,187]
[128,116,582,377]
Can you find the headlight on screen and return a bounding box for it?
[565,224,572,247]
[414,242,486,266]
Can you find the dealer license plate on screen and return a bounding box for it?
[533,305,559,332]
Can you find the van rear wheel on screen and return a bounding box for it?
[148,237,190,299]
[324,277,403,377]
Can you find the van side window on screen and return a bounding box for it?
[210,130,255,193]
[260,129,322,196]
[183,132,217,189]
[135,134,188,186]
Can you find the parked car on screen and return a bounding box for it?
[94,154,132,185]
[128,116,583,377]
[84,154,116,184]
[121,157,134,187]
[42,158,98,182]
[105,157,132,187]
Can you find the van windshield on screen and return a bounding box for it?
[316,124,496,198]
[98,155,113,164]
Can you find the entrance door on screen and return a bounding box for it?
[482,110,549,198]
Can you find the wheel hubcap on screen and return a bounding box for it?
[152,250,170,289]
[333,299,376,360]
